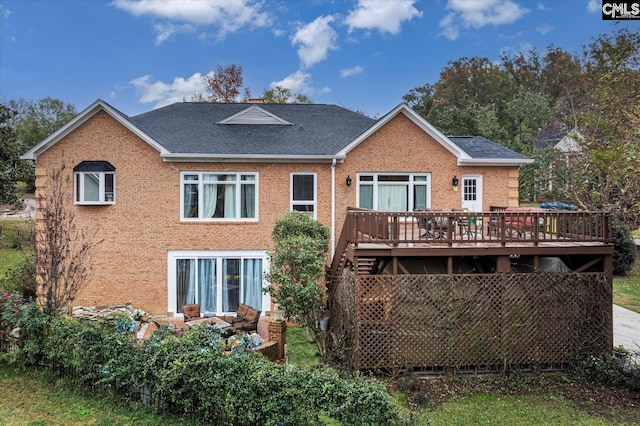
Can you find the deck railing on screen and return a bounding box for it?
[345,209,610,247]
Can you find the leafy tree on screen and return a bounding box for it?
[12,98,77,191]
[0,102,27,206]
[13,97,76,150]
[35,162,103,317]
[265,211,330,355]
[262,86,313,104]
[194,64,251,102]
[567,29,640,223]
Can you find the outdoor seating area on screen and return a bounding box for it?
[170,304,283,362]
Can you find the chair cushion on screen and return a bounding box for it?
[244,308,259,322]
[236,303,250,318]
[183,304,200,319]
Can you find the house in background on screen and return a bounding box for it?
[535,127,584,195]
[22,99,532,318]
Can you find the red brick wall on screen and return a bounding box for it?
[34,109,518,315]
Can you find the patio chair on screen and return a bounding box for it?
[182,304,201,322]
[221,303,251,325]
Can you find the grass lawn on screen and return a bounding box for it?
[426,394,636,426]
[613,261,640,313]
[0,364,189,426]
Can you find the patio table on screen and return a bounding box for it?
[185,317,232,329]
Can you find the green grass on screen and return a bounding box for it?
[614,261,640,313]
[427,394,634,426]
[0,364,189,426]
[286,325,322,367]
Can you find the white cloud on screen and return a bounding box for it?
[153,22,195,44]
[439,0,529,39]
[537,3,550,11]
[340,65,364,78]
[587,0,600,13]
[270,70,313,94]
[291,15,338,68]
[111,0,270,42]
[2,6,13,19]
[130,72,207,108]
[536,23,552,35]
[345,0,421,34]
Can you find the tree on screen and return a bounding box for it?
[12,98,77,191]
[0,102,26,206]
[265,211,330,355]
[567,29,640,223]
[262,86,313,104]
[35,162,103,317]
[194,64,251,102]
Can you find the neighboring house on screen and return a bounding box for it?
[22,99,532,319]
[535,128,583,193]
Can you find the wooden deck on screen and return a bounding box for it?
[330,209,613,279]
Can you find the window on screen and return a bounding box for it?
[73,161,115,205]
[181,172,257,220]
[169,251,267,316]
[357,173,430,211]
[291,173,316,219]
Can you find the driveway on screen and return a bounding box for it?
[0,198,34,219]
[613,304,640,351]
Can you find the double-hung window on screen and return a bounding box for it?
[291,173,316,219]
[358,173,430,211]
[181,172,257,220]
[73,161,115,205]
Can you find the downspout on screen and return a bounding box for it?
[330,158,336,260]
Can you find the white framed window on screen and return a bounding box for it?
[181,172,257,220]
[357,173,430,211]
[291,172,316,219]
[167,250,269,316]
[73,161,115,205]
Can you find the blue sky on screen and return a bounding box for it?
[0,0,634,118]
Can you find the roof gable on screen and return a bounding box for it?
[21,99,168,161]
[217,105,293,125]
[339,104,531,166]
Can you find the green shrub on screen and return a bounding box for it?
[611,215,636,276]
[9,315,405,425]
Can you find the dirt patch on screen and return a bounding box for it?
[396,373,639,422]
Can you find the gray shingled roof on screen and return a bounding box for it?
[448,136,529,160]
[127,102,527,162]
[129,103,376,156]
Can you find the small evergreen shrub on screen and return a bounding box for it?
[611,215,636,276]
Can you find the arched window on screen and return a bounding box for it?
[73,161,115,205]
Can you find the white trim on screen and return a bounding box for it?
[458,158,534,166]
[74,171,116,205]
[461,174,483,212]
[216,105,294,125]
[330,159,336,260]
[161,153,343,163]
[290,172,317,220]
[21,99,168,161]
[180,171,259,222]
[167,250,270,316]
[356,172,431,211]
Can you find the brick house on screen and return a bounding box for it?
[22,99,532,319]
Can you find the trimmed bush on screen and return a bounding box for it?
[5,314,405,425]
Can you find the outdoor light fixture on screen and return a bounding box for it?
[346,175,352,187]
[452,176,459,187]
